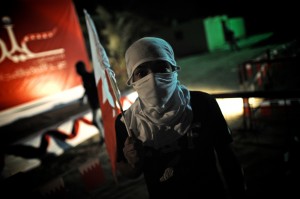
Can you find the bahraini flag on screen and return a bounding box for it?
[84,10,121,180]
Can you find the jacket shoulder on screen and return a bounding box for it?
[190,90,214,104]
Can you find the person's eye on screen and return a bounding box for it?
[165,67,172,73]
[134,69,149,79]
[161,65,172,73]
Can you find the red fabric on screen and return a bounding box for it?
[97,70,121,178]
[40,177,67,198]
[79,159,106,191]
[40,117,93,151]
[0,0,90,111]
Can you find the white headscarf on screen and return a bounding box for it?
[123,37,193,149]
[125,37,177,85]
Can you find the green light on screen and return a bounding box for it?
[228,17,246,39]
[204,15,246,52]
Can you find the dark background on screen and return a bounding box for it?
[73,0,299,41]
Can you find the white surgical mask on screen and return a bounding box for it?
[133,72,178,108]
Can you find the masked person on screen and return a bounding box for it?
[115,37,247,199]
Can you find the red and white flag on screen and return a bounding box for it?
[84,10,124,180]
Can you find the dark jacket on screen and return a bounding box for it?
[116,91,242,199]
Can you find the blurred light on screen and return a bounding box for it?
[38,82,62,96]
[187,86,245,123]
[249,97,264,108]
[121,91,138,110]
[216,98,243,120]
[121,90,244,123]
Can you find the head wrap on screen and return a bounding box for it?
[125,37,177,85]
[122,37,193,149]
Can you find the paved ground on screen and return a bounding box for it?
[2,114,299,199]
[1,33,300,198]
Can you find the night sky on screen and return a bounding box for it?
[73,0,299,39]
[0,0,298,37]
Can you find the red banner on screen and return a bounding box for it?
[0,0,90,113]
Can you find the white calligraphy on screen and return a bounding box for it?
[0,61,66,81]
[0,16,65,63]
